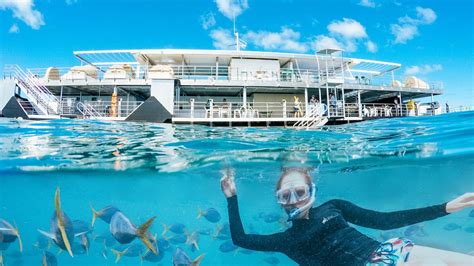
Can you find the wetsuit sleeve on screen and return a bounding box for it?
[329,199,449,230]
[227,195,286,252]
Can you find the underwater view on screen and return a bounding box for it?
[0,111,473,265]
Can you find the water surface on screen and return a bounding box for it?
[0,112,473,265]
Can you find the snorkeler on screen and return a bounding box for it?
[220,168,474,265]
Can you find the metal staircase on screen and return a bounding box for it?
[293,104,328,129]
[76,102,103,119]
[4,65,60,117]
[17,97,39,115]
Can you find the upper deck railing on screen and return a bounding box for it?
[23,64,444,91]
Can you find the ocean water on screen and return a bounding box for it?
[0,112,473,265]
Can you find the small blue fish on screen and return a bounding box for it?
[469,209,474,218]
[163,223,186,235]
[212,223,231,240]
[37,188,75,257]
[90,205,120,226]
[109,212,137,244]
[197,228,213,236]
[404,224,427,237]
[141,242,164,263]
[109,212,157,254]
[168,233,187,245]
[443,223,461,231]
[125,243,145,257]
[111,245,129,263]
[263,212,281,223]
[219,240,238,253]
[33,234,51,250]
[157,237,170,251]
[42,251,57,266]
[0,219,22,252]
[197,208,221,223]
[72,241,87,255]
[142,251,164,263]
[185,231,200,251]
[463,227,474,233]
[79,234,90,254]
[220,223,231,235]
[93,231,117,247]
[264,256,280,265]
[173,247,205,266]
[72,220,93,235]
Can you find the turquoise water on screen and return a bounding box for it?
[0,112,473,265]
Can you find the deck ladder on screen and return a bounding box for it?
[293,105,328,129]
[5,65,60,115]
[76,102,103,119]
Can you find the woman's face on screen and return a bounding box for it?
[278,172,312,215]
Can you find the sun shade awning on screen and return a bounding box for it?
[349,59,401,76]
[74,50,140,66]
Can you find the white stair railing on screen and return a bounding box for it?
[76,102,103,119]
[293,104,328,129]
[5,65,59,115]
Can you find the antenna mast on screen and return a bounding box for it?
[233,11,240,51]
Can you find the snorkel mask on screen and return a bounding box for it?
[276,182,317,220]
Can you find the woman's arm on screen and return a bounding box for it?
[221,174,286,252]
[227,195,286,252]
[329,199,449,230]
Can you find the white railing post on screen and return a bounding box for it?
[190,98,195,119]
[282,99,287,118]
[209,99,214,119]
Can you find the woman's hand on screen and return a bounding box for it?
[220,174,237,198]
[446,193,474,213]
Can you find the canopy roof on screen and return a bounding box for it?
[74,49,401,75]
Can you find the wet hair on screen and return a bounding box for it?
[275,168,313,191]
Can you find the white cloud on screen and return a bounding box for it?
[9,23,19,33]
[366,40,377,53]
[413,7,437,25]
[391,24,418,44]
[0,0,44,29]
[399,7,436,25]
[244,27,309,53]
[405,64,442,75]
[215,0,249,19]
[358,0,376,8]
[392,6,436,44]
[311,35,343,51]
[200,12,216,30]
[315,18,375,53]
[327,18,367,39]
[65,0,78,5]
[206,16,376,54]
[210,28,234,50]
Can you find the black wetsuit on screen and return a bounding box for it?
[227,196,449,266]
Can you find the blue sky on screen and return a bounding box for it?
[0,0,472,106]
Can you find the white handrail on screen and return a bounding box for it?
[293,104,327,128]
[5,65,59,115]
[77,102,103,118]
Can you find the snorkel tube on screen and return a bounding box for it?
[287,183,316,221]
